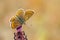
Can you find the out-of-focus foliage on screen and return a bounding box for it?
[0,0,60,40]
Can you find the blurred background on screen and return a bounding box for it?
[0,0,60,40]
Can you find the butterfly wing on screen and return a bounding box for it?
[10,9,24,29]
[24,10,34,21]
[23,10,34,28]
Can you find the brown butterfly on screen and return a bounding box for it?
[10,9,34,29]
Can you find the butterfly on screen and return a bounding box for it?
[10,9,34,29]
